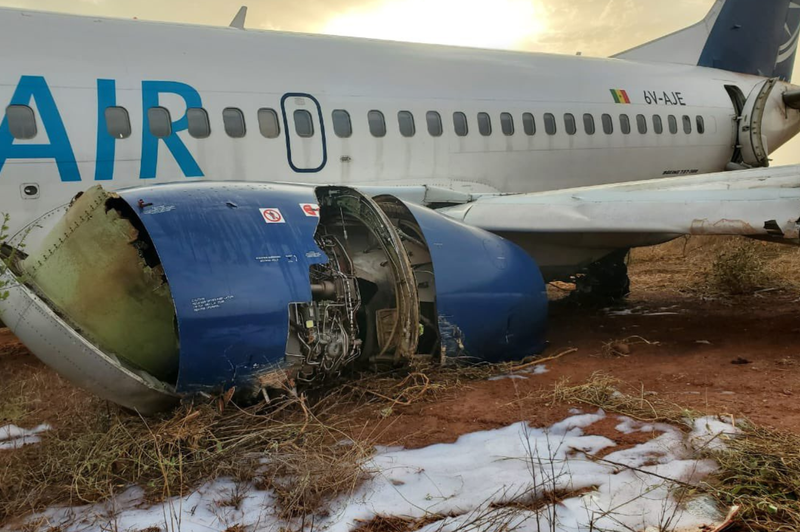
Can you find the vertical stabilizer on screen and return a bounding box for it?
[698,0,800,81]
[615,0,800,82]
[229,6,247,30]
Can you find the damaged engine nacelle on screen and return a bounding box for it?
[0,183,547,413]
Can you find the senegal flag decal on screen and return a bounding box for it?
[610,89,631,104]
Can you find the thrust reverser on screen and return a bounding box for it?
[0,183,547,413]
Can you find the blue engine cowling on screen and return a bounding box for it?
[382,198,547,363]
[2,181,548,411]
[115,182,330,395]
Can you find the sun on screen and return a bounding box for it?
[322,0,547,50]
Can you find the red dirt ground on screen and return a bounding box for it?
[1,238,799,450]
[339,289,800,449]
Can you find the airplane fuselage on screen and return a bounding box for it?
[1,7,799,245]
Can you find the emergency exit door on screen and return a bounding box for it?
[281,93,327,173]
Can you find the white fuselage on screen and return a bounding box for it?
[0,7,797,244]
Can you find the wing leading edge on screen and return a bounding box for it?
[437,165,800,279]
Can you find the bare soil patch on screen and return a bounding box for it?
[1,236,799,529]
[2,237,800,444]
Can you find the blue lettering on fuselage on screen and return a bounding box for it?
[140,81,204,179]
[95,79,117,181]
[0,76,206,182]
[0,76,81,182]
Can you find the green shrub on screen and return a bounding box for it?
[710,241,768,295]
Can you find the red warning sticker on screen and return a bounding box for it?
[299,203,320,217]
[260,208,285,224]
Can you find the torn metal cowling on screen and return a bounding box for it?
[0,182,548,413]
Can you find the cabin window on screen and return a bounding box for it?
[332,110,352,138]
[619,114,631,135]
[601,114,613,134]
[652,115,663,134]
[104,106,131,139]
[478,112,492,136]
[368,110,386,137]
[636,114,647,134]
[683,115,692,134]
[6,105,37,140]
[583,114,595,135]
[668,115,678,134]
[500,112,515,136]
[544,113,557,135]
[148,107,172,138]
[427,111,443,137]
[398,111,416,137]
[223,107,246,138]
[258,108,281,138]
[522,113,535,135]
[294,110,314,138]
[453,112,469,136]
[564,113,577,135]
[186,108,211,139]
[696,115,705,134]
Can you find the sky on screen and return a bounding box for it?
[1,0,799,164]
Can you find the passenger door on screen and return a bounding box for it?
[281,93,327,173]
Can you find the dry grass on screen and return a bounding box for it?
[1,212,10,301]
[553,373,800,532]
[630,236,800,296]
[0,380,31,425]
[352,514,447,532]
[0,360,518,528]
[707,422,800,531]
[254,417,373,520]
[553,372,696,425]
[550,236,800,301]
[710,241,769,295]
[0,386,377,526]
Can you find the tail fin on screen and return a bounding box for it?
[615,0,800,82]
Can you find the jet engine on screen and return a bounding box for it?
[0,183,547,413]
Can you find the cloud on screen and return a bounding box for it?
[322,0,547,49]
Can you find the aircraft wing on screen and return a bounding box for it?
[438,165,800,242]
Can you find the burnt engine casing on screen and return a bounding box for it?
[0,182,547,412]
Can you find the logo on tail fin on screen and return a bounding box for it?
[616,0,800,82]
[776,2,800,70]
[699,0,800,82]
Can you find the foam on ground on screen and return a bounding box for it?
[15,415,735,532]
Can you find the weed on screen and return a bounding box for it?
[706,421,800,531]
[553,372,697,425]
[0,387,30,425]
[1,212,10,302]
[256,433,372,519]
[216,483,248,510]
[0,392,374,526]
[553,373,800,531]
[352,515,447,532]
[709,241,769,295]
[0,355,565,528]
